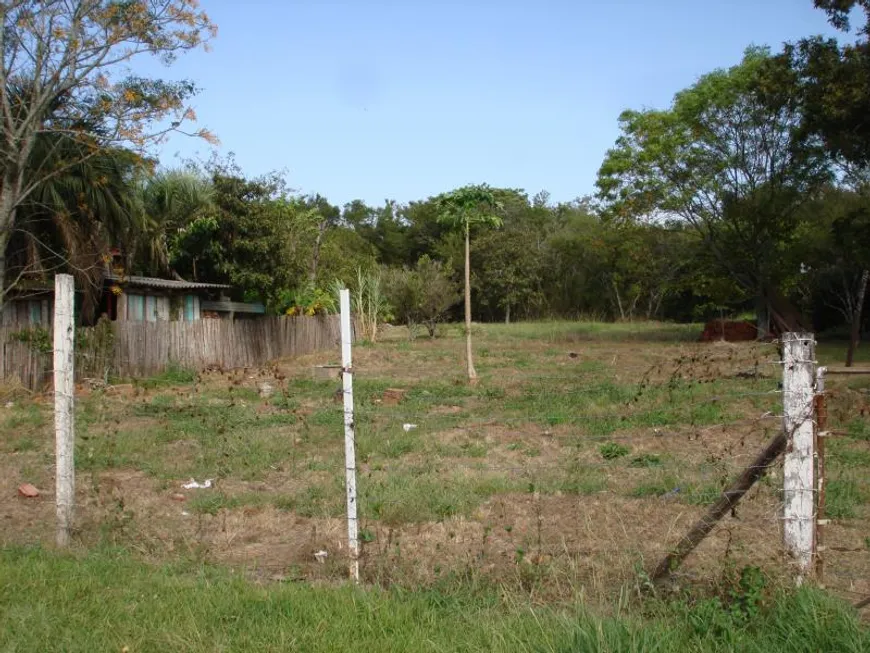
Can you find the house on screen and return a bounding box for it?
[0,285,53,327]
[104,274,266,322]
[1,275,265,327]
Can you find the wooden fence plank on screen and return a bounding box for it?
[0,315,342,390]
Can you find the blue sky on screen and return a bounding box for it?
[147,1,842,207]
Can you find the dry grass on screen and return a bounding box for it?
[1,321,868,609]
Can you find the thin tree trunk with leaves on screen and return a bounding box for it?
[612,278,625,320]
[309,219,328,283]
[846,269,869,367]
[465,222,477,381]
[435,184,501,382]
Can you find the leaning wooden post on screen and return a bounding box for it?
[53,274,76,547]
[652,431,787,582]
[339,289,360,582]
[782,332,816,579]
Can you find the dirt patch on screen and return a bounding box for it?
[1,328,866,609]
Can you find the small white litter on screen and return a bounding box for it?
[181,510,190,516]
[4,401,13,409]
[314,550,328,563]
[402,423,417,432]
[182,478,214,489]
[258,382,275,398]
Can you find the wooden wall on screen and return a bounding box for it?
[0,315,343,390]
[0,298,52,327]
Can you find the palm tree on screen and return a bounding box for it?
[134,169,214,276]
[6,132,144,317]
[436,184,502,382]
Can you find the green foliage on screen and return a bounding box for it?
[629,453,663,468]
[827,478,865,519]
[435,184,504,233]
[383,255,460,337]
[599,442,630,460]
[316,227,379,285]
[278,283,338,317]
[788,2,870,166]
[169,161,315,310]
[133,364,197,389]
[597,47,831,329]
[8,327,52,354]
[472,227,545,322]
[349,268,391,342]
[0,1,213,307]
[2,548,868,652]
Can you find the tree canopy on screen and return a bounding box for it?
[1,0,869,361]
[0,0,216,307]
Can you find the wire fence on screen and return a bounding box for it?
[814,365,870,606]
[292,342,803,596]
[6,327,868,607]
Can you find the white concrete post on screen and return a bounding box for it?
[53,274,75,547]
[339,289,359,582]
[782,332,815,578]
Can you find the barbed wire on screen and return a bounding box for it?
[9,334,869,598]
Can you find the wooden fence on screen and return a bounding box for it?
[0,315,342,391]
[0,339,48,390]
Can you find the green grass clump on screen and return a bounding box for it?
[363,470,519,524]
[536,463,607,496]
[0,547,867,653]
[629,476,720,505]
[629,454,663,468]
[0,403,47,437]
[828,442,870,468]
[133,364,197,389]
[599,442,630,460]
[76,392,299,480]
[827,478,866,519]
[845,418,870,441]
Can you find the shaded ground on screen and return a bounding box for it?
[1,321,868,608]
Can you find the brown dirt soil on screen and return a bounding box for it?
[1,329,867,609]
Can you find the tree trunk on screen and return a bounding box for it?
[309,219,328,283]
[756,294,769,340]
[612,278,625,320]
[504,303,511,325]
[0,182,20,312]
[464,222,477,382]
[846,269,869,368]
[0,229,8,312]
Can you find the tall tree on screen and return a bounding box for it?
[798,187,870,365]
[473,227,544,323]
[167,161,313,309]
[135,168,214,276]
[7,135,142,315]
[779,2,870,168]
[436,184,502,382]
[0,0,216,306]
[596,47,831,334]
[300,193,340,282]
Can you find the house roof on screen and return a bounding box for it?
[106,274,231,291]
[201,300,266,314]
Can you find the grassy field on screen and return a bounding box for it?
[1,320,869,650]
[1,546,867,652]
